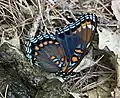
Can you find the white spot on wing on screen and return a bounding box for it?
[87,24,92,29]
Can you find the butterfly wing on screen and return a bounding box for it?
[25,13,97,76]
[55,13,97,74]
[25,33,68,72]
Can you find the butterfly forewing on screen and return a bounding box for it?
[55,13,97,74]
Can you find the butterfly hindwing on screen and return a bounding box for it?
[25,33,68,72]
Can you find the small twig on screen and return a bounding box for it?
[5,85,9,98]
[0,85,9,98]
[0,30,5,46]
[49,4,70,24]
[95,0,114,16]
[38,0,49,34]
[81,73,114,92]
[0,92,5,98]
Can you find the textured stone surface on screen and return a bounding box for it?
[0,42,72,98]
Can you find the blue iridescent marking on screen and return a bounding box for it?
[85,15,89,19]
[90,15,93,20]
[50,34,56,40]
[52,58,59,62]
[58,29,64,34]
[43,34,49,39]
[26,54,32,59]
[25,41,31,47]
[93,15,96,22]
[74,52,82,57]
[80,16,85,21]
[69,61,75,67]
[69,23,76,29]
[63,26,69,32]
[75,19,81,26]
[58,63,62,67]
[26,47,32,53]
[30,37,38,43]
[37,35,43,40]
[56,30,60,35]
[59,28,63,32]
[37,34,41,38]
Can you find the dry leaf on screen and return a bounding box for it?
[98,27,120,87]
[98,28,120,58]
[111,0,120,22]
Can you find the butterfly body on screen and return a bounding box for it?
[25,13,97,77]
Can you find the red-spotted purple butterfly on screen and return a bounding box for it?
[25,13,97,77]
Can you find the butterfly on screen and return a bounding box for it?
[25,13,97,77]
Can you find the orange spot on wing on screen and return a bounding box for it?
[75,49,83,53]
[34,46,39,50]
[34,52,38,56]
[72,56,78,62]
[50,55,56,60]
[44,41,48,45]
[39,43,43,47]
[55,42,59,45]
[54,61,59,65]
[61,57,65,62]
[49,40,53,44]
